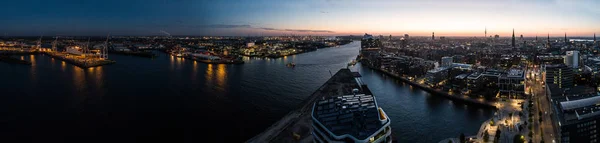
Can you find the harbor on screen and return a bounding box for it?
[43,52,115,68]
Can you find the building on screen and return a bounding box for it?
[512,29,516,48]
[441,56,453,67]
[312,93,392,143]
[550,93,600,143]
[545,64,574,89]
[565,51,580,68]
[499,69,525,98]
[246,42,255,48]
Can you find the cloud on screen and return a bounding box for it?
[259,27,335,33]
[201,24,252,28]
[169,23,335,33]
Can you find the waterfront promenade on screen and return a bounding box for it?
[362,63,498,109]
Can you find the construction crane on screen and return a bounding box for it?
[52,36,58,52]
[103,34,110,60]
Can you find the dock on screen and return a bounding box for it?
[44,52,115,68]
[247,68,368,143]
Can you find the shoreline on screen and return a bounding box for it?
[360,62,498,109]
[243,41,353,59]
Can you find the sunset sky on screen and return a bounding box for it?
[2,0,599,36]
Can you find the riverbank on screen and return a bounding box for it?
[243,42,353,59]
[361,62,498,109]
[109,51,156,58]
[184,56,244,64]
[0,56,32,65]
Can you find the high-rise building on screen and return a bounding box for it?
[484,27,487,38]
[494,34,500,39]
[512,29,516,48]
[565,51,579,68]
[441,56,453,67]
[432,32,435,40]
[544,64,574,89]
[536,35,538,41]
[594,33,596,44]
[404,34,409,39]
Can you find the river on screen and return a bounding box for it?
[0,41,493,143]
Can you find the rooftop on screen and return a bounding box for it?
[312,94,385,140]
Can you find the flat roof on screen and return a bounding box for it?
[313,94,383,140]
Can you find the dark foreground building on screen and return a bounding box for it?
[312,93,392,143]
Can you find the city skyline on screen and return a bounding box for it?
[2,0,600,36]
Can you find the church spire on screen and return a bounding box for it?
[511,29,515,48]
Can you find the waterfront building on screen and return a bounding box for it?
[550,92,600,143]
[360,33,382,67]
[498,69,525,98]
[565,51,580,69]
[425,67,450,87]
[312,93,392,143]
[544,64,574,89]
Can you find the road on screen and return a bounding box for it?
[527,69,558,143]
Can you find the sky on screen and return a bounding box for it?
[1,0,599,36]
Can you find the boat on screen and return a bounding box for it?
[347,60,357,66]
[286,62,296,68]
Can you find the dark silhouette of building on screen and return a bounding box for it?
[512,29,515,48]
[432,32,435,40]
[565,33,569,45]
[594,33,596,44]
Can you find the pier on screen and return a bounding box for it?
[44,52,115,68]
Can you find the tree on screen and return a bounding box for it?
[460,133,465,143]
[483,130,490,142]
[513,134,525,143]
[448,140,453,143]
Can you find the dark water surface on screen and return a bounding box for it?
[0,41,493,143]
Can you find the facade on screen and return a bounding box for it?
[498,69,525,98]
[551,94,600,143]
[312,94,392,143]
[545,64,574,89]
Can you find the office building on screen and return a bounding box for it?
[544,64,574,89]
[498,69,525,98]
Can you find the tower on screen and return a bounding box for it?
[52,36,58,52]
[536,35,538,41]
[512,29,515,48]
[595,33,597,44]
[432,32,435,40]
[565,32,569,45]
[485,27,487,38]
